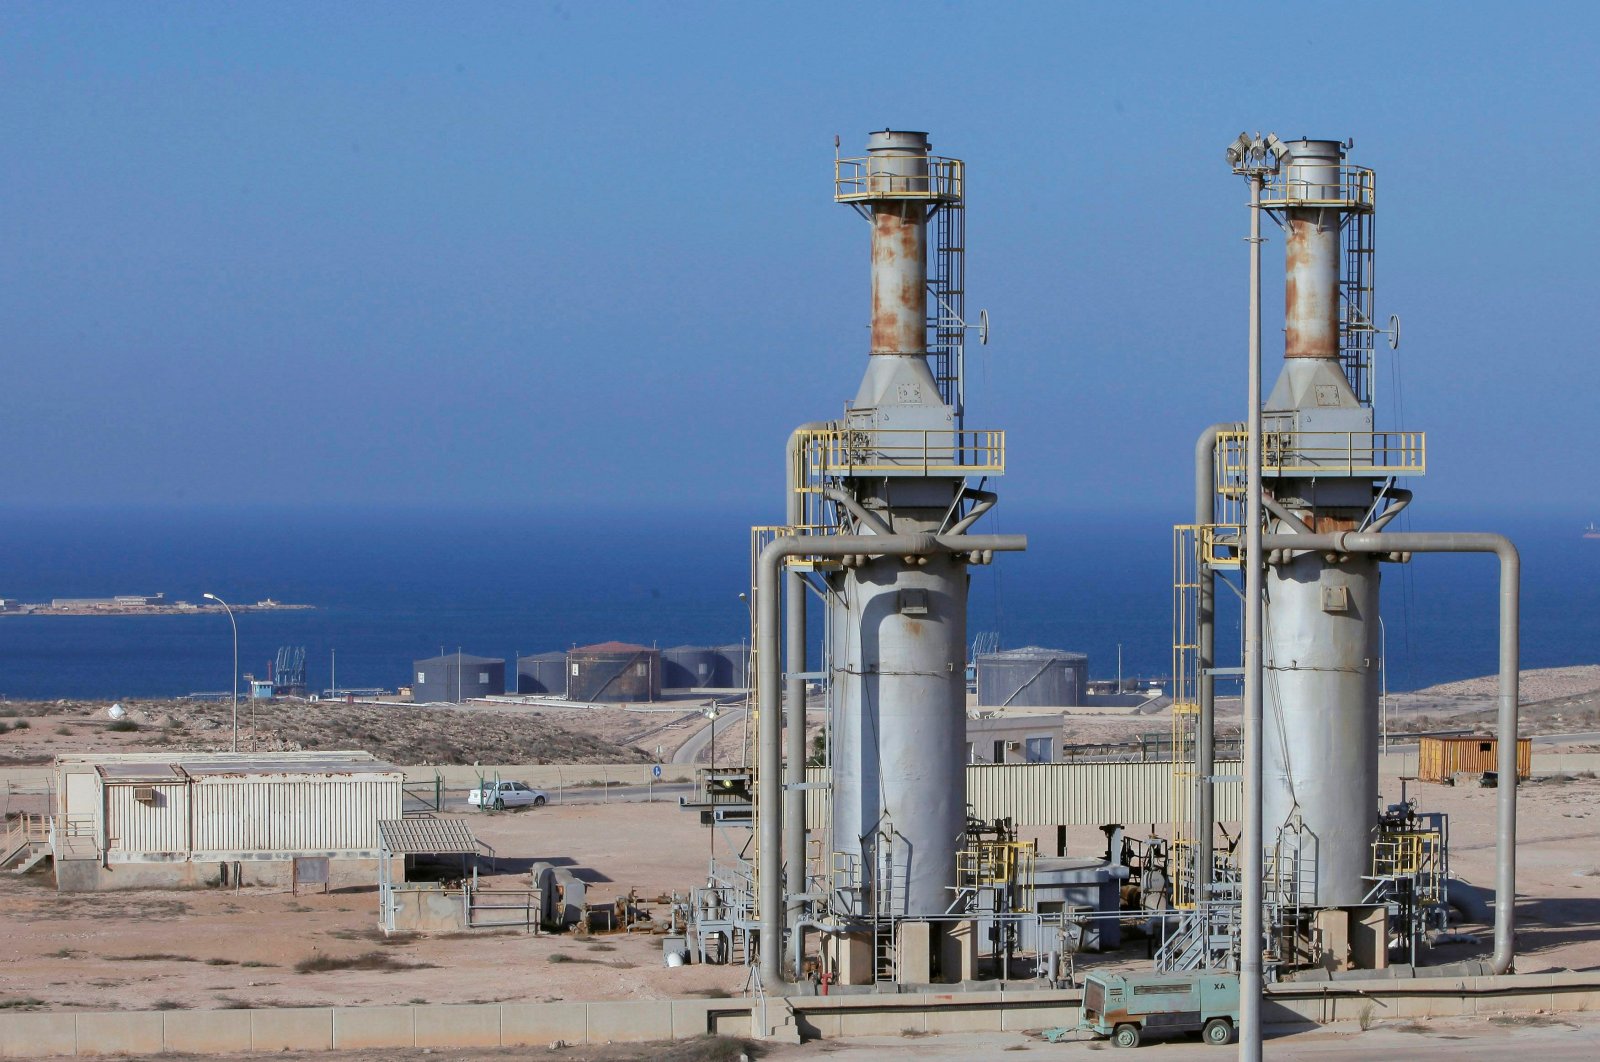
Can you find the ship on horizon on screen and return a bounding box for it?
[1585,522,1600,540]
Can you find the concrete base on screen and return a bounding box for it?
[941,919,978,984]
[54,855,396,892]
[896,922,932,985]
[1315,908,1352,971]
[822,932,874,986]
[1350,904,1389,971]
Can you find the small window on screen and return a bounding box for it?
[635,662,648,677]
[992,740,1006,764]
[1025,736,1052,763]
[478,671,490,684]
[1479,742,1492,752]
[417,671,426,684]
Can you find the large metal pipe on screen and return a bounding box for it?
[785,424,830,940]
[1282,140,1344,360]
[1193,422,1240,898]
[755,531,1027,985]
[1260,530,1519,974]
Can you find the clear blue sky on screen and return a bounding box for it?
[3,3,1595,521]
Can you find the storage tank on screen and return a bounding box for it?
[412,653,505,703]
[566,642,660,703]
[516,651,568,696]
[976,647,1087,708]
[662,645,718,690]
[710,643,749,689]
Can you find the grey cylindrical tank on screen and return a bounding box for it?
[830,511,967,919]
[710,644,748,689]
[411,653,505,703]
[976,648,1087,708]
[1262,544,1381,906]
[566,642,661,703]
[517,651,568,696]
[1282,139,1344,360]
[662,645,718,690]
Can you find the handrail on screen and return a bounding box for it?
[800,427,1005,478]
[834,154,964,202]
[1216,429,1425,481]
[1259,164,1375,211]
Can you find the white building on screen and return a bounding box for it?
[51,751,402,891]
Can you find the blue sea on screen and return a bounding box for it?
[0,506,1595,701]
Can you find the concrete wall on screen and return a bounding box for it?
[386,885,468,933]
[3,972,1598,1056]
[55,855,399,893]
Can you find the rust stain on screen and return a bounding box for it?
[1310,513,1360,534]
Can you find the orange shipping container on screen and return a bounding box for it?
[1417,736,1532,783]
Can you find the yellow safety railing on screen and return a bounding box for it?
[799,428,1005,479]
[834,155,964,202]
[1216,429,1425,483]
[1259,164,1375,212]
[1372,829,1444,904]
[956,840,1036,911]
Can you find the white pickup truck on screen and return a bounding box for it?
[466,780,549,810]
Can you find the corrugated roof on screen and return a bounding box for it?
[415,653,504,666]
[979,646,1089,660]
[62,751,398,778]
[571,641,654,654]
[378,817,480,854]
[181,755,401,777]
[97,762,185,782]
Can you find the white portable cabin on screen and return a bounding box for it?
[51,751,403,891]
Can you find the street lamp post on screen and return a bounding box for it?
[1226,129,1285,1062]
[202,593,239,753]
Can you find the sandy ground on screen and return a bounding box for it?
[0,799,750,1013]
[3,664,1599,1023]
[4,761,1600,1016]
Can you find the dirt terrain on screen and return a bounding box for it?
[0,698,656,767]
[2,759,1599,1017]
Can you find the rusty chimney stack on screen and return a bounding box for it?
[864,130,931,356]
[1282,139,1346,362]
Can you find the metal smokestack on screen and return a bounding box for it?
[866,130,931,356]
[1282,139,1345,361]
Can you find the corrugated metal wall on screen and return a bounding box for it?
[805,761,1241,828]
[191,776,402,854]
[105,783,190,855]
[98,774,405,858]
[1418,737,1532,782]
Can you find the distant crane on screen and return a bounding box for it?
[271,646,307,697]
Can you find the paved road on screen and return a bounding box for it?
[439,782,695,813]
[672,707,748,764]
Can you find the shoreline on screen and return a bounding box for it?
[0,603,313,617]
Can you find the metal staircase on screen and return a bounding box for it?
[1340,203,1378,406]
[1155,886,1242,972]
[928,194,966,423]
